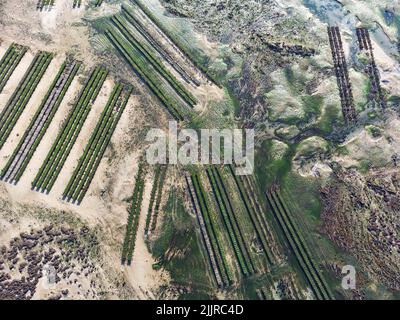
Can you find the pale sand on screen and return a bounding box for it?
[194,82,226,114]
[1,0,95,63]
[123,176,170,300]
[0,71,168,298]
[369,38,400,97]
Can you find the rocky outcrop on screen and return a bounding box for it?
[321,167,400,290]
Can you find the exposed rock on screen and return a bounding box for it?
[321,167,400,290]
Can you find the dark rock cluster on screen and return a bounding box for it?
[0,225,101,300]
[321,168,400,291]
[276,277,299,300]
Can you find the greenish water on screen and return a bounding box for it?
[255,140,295,191]
[151,190,214,299]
